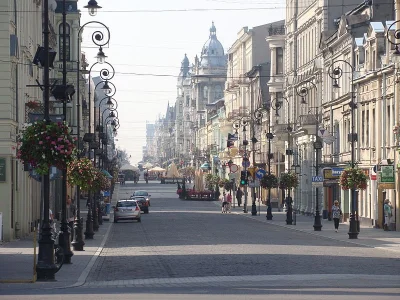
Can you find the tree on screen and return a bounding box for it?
[116,148,131,166]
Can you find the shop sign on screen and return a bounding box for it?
[323,167,343,180]
[380,165,395,183]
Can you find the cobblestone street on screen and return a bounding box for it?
[86,181,400,286]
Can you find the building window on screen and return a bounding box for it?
[276,47,283,74]
[214,85,222,99]
[59,23,71,61]
[203,86,208,99]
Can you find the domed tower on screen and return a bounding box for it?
[192,22,227,115]
[199,22,226,69]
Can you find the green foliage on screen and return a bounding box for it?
[260,174,278,189]
[279,172,299,189]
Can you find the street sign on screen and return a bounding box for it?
[312,176,323,186]
[242,160,250,168]
[230,164,238,173]
[255,169,266,179]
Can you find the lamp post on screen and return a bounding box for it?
[296,81,323,231]
[232,117,250,213]
[328,60,358,239]
[91,79,115,229]
[36,0,58,281]
[57,0,75,264]
[75,20,110,240]
[275,96,293,225]
[72,0,106,250]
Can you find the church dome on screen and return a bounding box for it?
[200,22,226,68]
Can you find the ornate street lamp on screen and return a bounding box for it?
[328,60,358,239]
[74,20,110,243]
[296,81,323,231]
[84,0,102,16]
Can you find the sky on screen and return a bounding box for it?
[78,0,285,165]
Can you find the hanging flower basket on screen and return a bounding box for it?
[339,167,368,190]
[67,158,97,192]
[92,169,111,191]
[279,172,299,189]
[26,100,41,109]
[17,121,76,175]
[260,174,278,189]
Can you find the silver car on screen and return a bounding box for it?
[113,200,141,223]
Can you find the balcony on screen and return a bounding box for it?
[296,114,319,135]
[268,25,285,36]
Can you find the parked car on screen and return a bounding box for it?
[131,190,151,206]
[113,200,141,223]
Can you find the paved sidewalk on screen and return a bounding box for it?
[224,199,400,253]
[0,184,119,290]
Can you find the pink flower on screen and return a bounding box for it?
[39,141,43,145]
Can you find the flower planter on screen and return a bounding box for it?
[67,158,97,192]
[17,120,76,175]
[339,167,368,190]
[279,172,299,189]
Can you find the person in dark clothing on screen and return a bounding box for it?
[236,187,243,207]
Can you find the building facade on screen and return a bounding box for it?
[0,0,59,241]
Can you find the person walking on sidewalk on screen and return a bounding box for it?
[384,199,393,231]
[332,200,342,232]
[236,187,243,207]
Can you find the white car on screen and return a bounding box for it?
[113,200,141,223]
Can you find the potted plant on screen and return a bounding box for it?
[279,172,299,189]
[260,174,278,189]
[339,167,368,190]
[67,158,97,192]
[26,100,40,109]
[17,121,76,174]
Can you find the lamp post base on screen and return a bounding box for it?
[251,203,257,216]
[348,217,359,239]
[266,204,273,220]
[286,206,293,225]
[36,226,58,281]
[313,212,322,231]
[84,217,94,240]
[58,224,73,264]
[72,218,85,251]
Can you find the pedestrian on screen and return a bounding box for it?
[221,192,228,213]
[384,199,393,231]
[67,195,76,241]
[332,200,342,232]
[236,187,243,207]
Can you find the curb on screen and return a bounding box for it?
[68,221,113,288]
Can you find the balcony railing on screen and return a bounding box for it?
[268,25,285,36]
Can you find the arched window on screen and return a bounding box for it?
[59,23,71,61]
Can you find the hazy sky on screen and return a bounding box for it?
[78,0,285,165]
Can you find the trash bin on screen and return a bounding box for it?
[323,210,328,219]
